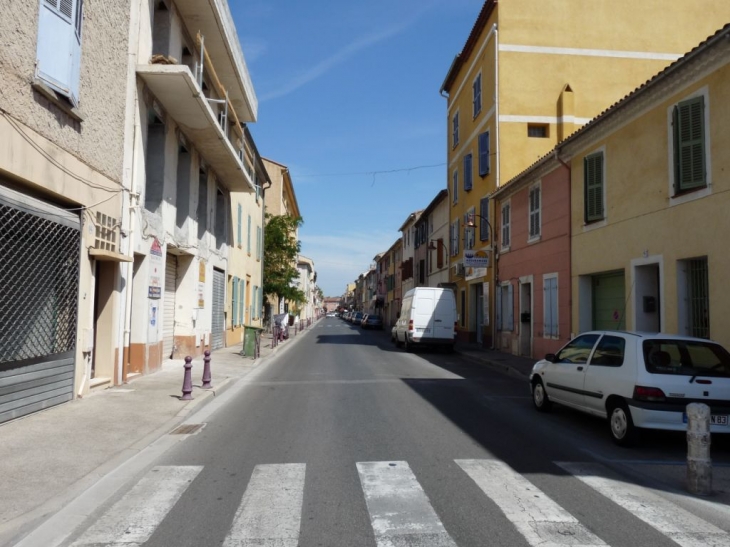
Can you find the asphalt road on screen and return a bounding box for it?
[61,317,730,547]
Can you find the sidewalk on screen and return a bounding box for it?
[0,323,308,546]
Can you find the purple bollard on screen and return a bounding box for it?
[181,356,194,400]
[201,350,212,389]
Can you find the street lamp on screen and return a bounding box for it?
[462,212,498,350]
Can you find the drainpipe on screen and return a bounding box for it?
[117,0,143,385]
[554,148,571,340]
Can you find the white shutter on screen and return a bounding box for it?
[36,0,82,105]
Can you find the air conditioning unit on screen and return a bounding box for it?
[452,262,465,277]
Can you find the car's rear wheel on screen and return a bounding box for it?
[531,379,552,412]
[608,401,638,447]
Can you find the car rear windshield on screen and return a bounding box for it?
[643,339,730,378]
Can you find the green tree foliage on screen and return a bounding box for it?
[264,213,305,305]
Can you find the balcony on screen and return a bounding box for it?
[137,63,255,193]
[174,0,257,123]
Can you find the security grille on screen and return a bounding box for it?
[687,258,709,339]
[0,202,80,362]
[0,191,80,423]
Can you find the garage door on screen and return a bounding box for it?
[163,255,177,359]
[592,271,625,330]
[211,268,225,350]
[0,185,80,423]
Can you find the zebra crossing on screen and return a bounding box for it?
[67,459,730,547]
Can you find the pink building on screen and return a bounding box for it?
[492,159,571,359]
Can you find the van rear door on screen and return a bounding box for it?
[433,290,455,340]
[413,291,435,340]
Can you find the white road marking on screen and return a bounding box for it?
[223,463,306,547]
[557,462,730,547]
[357,461,457,547]
[70,465,202,546]
[457,459,607,546]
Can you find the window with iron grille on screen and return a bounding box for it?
[672,95,706,194]
[584,151,604,222]
[528,184,541,239]
[687,257,709,339]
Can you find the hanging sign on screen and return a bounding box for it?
[464,249,489,268]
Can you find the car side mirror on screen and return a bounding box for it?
[545,353,556,363]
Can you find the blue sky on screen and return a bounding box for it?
[231,0,481,297]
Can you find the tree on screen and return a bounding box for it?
[264,213,305,309]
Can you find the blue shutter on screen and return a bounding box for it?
[37,0,82,104]
[232,277,239,326]
[237,204,242,246]
[479,132,490,176]
[464,154,473,191]
[239,278,246,324]
[247,215,251,253]
[550,278,558,337]
[507,283,514,332]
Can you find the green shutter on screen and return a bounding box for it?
[239,278,246,324]
[584,153,604,222]
[675,96,706,192]
[232,277,239,326]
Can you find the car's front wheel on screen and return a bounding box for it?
[608,401,638,447]
[531,379,552,412]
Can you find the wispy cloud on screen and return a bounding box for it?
[260,6,434,102]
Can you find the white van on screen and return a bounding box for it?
[393,287,457,352]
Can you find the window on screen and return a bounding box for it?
[478,131,490,176]
[528,124,548,138]
[528,184,541,239]
[501,202,511,248]
[452,170,458,204]
[673,96,706,194]
[232,277,239,326]
[247,215,252,254]
[479,197,489,241]
[450,219,460,256]
[36,0,84,106]
[464,154,473,191]
[591,335,625,367]
[464,208,475,250]
[256,226,262,260]
[555,334,600,363]
[237,204,242,247]
[543,275,558,338]
[584,151,604,222]
[687,257,709,339]
[452,111,459,148]
[473,73,482,118]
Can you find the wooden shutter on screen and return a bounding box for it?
[584,153,604,222]
[232,277,239,326]
[479,132,490,176]
[37,0,82,104]
[464,154,473,191]
[674,96,706,192]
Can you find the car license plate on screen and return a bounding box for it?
[682,413,728,425]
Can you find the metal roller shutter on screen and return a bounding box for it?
[211,269,225,350]
[163,255,177,359]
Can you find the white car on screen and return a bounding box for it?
[530,331,730,446]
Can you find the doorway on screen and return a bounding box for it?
[519,279,532,357]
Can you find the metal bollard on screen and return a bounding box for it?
[201,350,212,389]
[181,356,194,400]
[686,402,712,495]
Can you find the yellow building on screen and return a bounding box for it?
[441,0,730,345]
[560,25,730,347]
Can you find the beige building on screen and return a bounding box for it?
[442,0,730,346]
[560,25,730,347]
[262,158,302,316]
[1,0,133,420]
[126,0,258,374]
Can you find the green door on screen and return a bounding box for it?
[592,271,625,330]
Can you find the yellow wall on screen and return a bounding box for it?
[570,63,730,345]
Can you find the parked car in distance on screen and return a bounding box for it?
[393,287,457,352]
[529,331,730,446]
[351,311,364,325]
[361,314,383,330]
